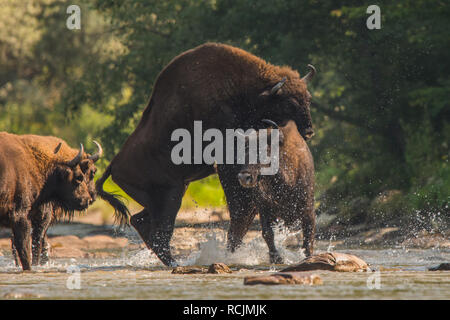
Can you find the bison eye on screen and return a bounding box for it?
[74,174,84,185]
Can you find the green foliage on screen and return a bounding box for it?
[182,175,227,209]
[367,191,411,225]
[101,173,226,210]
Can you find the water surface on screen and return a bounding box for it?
[1,242,448,299]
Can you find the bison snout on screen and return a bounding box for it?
[304,128,315,140]
[238,172,258,188]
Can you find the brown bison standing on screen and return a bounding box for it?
[96,42,316,266]
[0,133,102,270]
[232,120,315,263]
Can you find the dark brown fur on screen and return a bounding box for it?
[96,43,315,266]
[231,120,315,263]
[0,133,98,270]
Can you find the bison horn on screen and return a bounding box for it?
[88,140,103,162]
[66,143,84,167]
[262,119,283,142]
[261,119,279,128]
[270,77,287,95]
[301,64,316,83]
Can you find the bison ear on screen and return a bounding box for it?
[54,143,62,154]
[260,77,287,97]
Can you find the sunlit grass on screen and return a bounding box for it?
[99,174,226,212]
[181,174,227,209]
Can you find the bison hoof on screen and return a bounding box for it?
[168,261,178,267]
[159,256,178,267]
[40,255,49,265]
[270,252,283,264]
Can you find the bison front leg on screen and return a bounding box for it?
[130,184,185,267]
[301,209,316,257]
[260,213,283,264]
[12,215,32,271]
[32,228,51,266]
[11,236,20,267]
[223,182,256,252]
[225,191,256,252]
[218,168,256,253]
[39,234,50,264]
[31,204,52,266]
[227,208,257,253]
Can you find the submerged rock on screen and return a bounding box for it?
[172,266,206,274]
[172,263,232,274]
[208,263,232,274]
[3,291,42,299]
[244,272,322,286]
[428,263,450,271]
[378,266,402,272]
[281,252,370,272]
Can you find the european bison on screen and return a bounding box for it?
[0,133,102,270]
[96,42,316,266]
[232,120,315,263]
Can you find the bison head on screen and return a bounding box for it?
[258,65,315,141]
[237,120,285,188]
[53,141,102,211]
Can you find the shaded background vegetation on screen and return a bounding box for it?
[1,0,448,230]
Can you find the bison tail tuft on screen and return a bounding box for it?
[95,165,130,226]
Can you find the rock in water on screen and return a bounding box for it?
[4,292,42,299]
[172,266,206,274]
[244,272,322,286]
[172,263,232,274]
[281,252,370,272]
[208,263,232,274]
[428,263,450,271]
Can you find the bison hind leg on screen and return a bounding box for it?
[131,209,178,267]
[130,184,186,267]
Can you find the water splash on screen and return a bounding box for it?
[179,225,306,266]
[125,248,163,267]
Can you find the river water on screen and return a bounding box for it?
[1,231,449,299]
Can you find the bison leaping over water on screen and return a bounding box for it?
[229,120,315,263]
[96,42,316,266]
[0,133,102,270]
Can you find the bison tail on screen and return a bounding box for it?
[96,164,130,226]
